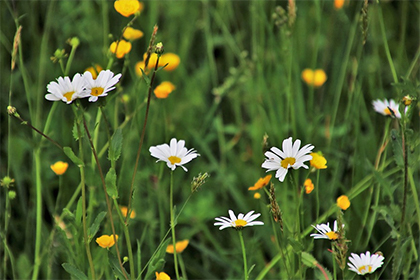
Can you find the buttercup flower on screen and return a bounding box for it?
[83,70,122,102]
[248,175,272,191]
[155,272,170,280]
[114,0,143,17]
[310,152,327,169]
[348,251,385,275]
[166,239,189,254]
[96,234,118,248]
[149,138,199,172]
[304,178,314,194]
[85,64,103,80]
[334,0,346,9]
[214,210,264,230]
[262,137,314,182]
[45,73,86,104]
[154,81,176,99]
[372,99,401,119]
[123,27,144,40]
[337,195,350,210]
[301,69,327,87]
[160,53,181,71]
[120,206,136,218]
[254,193,261,199]
[50,161,69,175]
[310,220,343,240]
[110,40,132,59]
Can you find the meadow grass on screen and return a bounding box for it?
[1,0,419,279]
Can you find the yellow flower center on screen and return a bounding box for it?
[234,219,247,227]
[91,87,104,97]
[358,265,372,274]
[383,107,394,116]
[326,231,339,240]
[63,91,75,102]
[168,156,181,165]
[281,157,296,169]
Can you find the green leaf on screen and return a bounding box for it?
[108,251,130,280]
[144,238,171,280]
[301,252,317,268]
[314,263,333,280]
[391,130,404,168]
[62,263,88,280]
[287,237,304,253]
[88,211,107,241]
[139,67,151,86]
[63,147,84,167]
[108,128,123,162]
[72,121,79,141]
[75,198,83,228]
[105,167,118,199]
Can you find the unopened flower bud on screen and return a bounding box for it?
[69,37,80,48]
[402,95,414,106]
[7,106,16,116]
[9,190,17,200]
[155,42,164,55]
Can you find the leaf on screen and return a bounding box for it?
[314,263,333,280]
[108,251,130,280]
[62,263,88,280]
[105,168,118,199]
[287,237,304,253]
[139,67,151,86]
[88,211,107,241]
[301,252,317,268]
[144,238,171,280]
[391,130,404,168]
[72,121,79,141]
[63,147,84,167]
[108,128,123,162]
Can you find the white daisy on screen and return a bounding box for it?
[372,99,401,118]
[214,210,264,230]
[83,70,122,102]
[149,138,199,172]
[310,220,343,240]
[348,251,385,275]
[45,73,86,104]
[261,137,314,182]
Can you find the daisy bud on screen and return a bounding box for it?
[155,42,164,55]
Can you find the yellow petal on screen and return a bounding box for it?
[50,161,69,175]
[114,0,141,17]
[123,27,144,40]
[337,195,350,210]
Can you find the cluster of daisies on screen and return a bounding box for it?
[45,70,122,104]
[148,137,385,276]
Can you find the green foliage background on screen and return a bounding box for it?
[1,0,419,279]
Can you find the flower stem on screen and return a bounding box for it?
[170,171,180,280]
[31,149,42,280]
[238,230,248,280]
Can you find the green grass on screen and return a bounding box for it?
[1,0,419,279]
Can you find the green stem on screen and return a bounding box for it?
[238,230,248,280]
[31,149,42,280]
[170,171,180,280]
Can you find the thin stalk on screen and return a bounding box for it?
[315,170,320,220]
[238,230,248,280]
[75,120,96,280]
[31,150,43,280]
[170,171,180,280]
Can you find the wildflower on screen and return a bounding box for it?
[310,152,327,169]
[160,53,180,71]
[83,70,122,102]
[1,176,15,188]
[120,206,136,218]
[96,234,118,249]
[155,42,164,55]
[110,40,132,59]
[155,272,170,280]
[254,192,261,199]
[348,251,385,275]
[114,0,143,17]
[45,73,86,104]
[85,64,103,80]
[334,0,346,9]
[149,138,200,172]
[402,95,414,106]
[50,161,69,175]
[304,178,314,194]
[214,210,264,230]
[154,81,176,99]
[166,239,189,254]
[372,99,401,118]
[337,195,350,210]
[248,175,272,191]
[123,27,144,40]
[301,69,327,87]
[310,220,343,240]
[262,137,314,182]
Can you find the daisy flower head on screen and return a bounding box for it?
[149,138,199,172]
[262,137,314,182]
[310,220,343,240]
[348,251,385,275]
[83,70,122,102]
[214,210,264,230]
[372,99,401,118]
[45,73,86,104]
